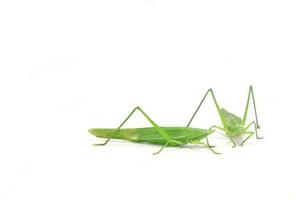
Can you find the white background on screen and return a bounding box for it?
[1,0,299,199]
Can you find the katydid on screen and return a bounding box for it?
[187,86,263,147]
[89,107,219,155]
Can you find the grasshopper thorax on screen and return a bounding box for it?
[221,108,245,137]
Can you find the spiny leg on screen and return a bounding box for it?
[95,106,180,155]
[205,137,215,148]
[94,107,137,146]
[208,147,220,154]
[208,125,226,132]
[204,141,221,154]
[241,132,254,146]
[187,89,227,149]
[228,137,237,148]
[153,142,170,155]
[187,89,227,129]
[242,86,261,129]
[244,121,263,140]
[208,125,237,148]
[206,125,226,148]
[241,120,263,146]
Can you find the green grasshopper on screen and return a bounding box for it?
[187,86,264,147]
[89,106,219,155]
[89,86,263,154]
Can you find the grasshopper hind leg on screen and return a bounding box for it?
[242,86,264,139]
[153,142,169,155]
[241,132,254,146]
[94,106,176,155]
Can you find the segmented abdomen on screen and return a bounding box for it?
[89,127,207,145]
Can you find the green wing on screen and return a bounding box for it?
[89,127,210,146]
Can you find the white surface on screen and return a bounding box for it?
[1,0,299,199]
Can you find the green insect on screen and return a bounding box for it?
[187,86,264,147]
[89,86,263,154]
[89,106,219,155]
